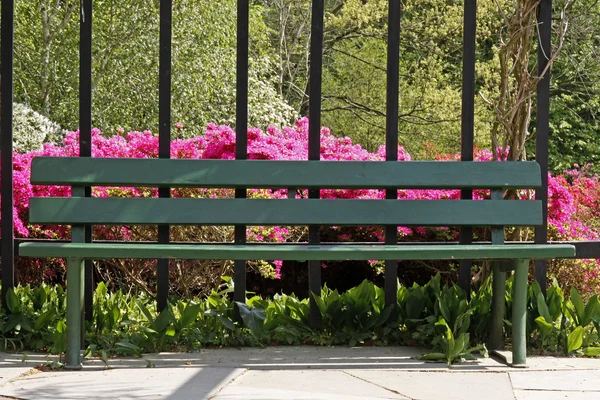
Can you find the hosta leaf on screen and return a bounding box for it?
[152,308,174,333]
[217,315,235,331]
[582,347,600,357]
[165,326,176,337]
[583,296,599,327]
[406,288,425,320]
[536,292,552,323]
[535,316,555,337]
[438,299,451,323]
[179,303,201,329]
[311,294,327,315]
[567,326,584,354]
[140,326,158,335]
[570,288,585,325]
[236,302,266,336]
[33,287,47,311]
[116,342,141,355]
[135,299,154,322]
[451,333,468,360]
[34,309,56,331]
[4,313,23,333]
[6,289,19,313]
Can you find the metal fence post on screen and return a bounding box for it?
[1,0,15,310]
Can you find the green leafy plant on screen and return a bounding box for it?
[564,288,600,355]
[420,318,488,366]
[0,274,598,363]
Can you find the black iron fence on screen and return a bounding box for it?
[1,0,599,315]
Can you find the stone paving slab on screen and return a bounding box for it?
[212,370,407,400]
[345,370,515,400]
[0,367,245,400]
[0,348,597,399]
[510,370,600,392]
[0,367,35,387]
[514,390,598,400]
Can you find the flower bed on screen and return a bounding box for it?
[4,118,599,295]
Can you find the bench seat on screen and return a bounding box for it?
[20,242,575,261]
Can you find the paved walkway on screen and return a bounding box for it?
[0,347,597,399]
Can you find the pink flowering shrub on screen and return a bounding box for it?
[545,165,600,297]
[3,117,600,296]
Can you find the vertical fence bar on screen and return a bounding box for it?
[157,0,172,311]
[535,0,552,293]
[384,0,402,311]
[458,0,477,295]
[308,0,324,328]
[80,0,94,321]
[1,0,15,310]
[234,0,249,312]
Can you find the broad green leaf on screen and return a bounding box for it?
[570,288,585,325]
[116,342,141,354]
[311,294,327,315]
[6,289,19,313]
[376,305,394,326]
[140,326,158,335]
[236,302,266,336]
[451,333,468,360]
[583,296,599,327]
[582,347,600,357]
[567,326,584,353]
[152,308,174,333]
[165,326,176,337]
[535,316,555,337]
[454,312,471,336]
[179,303,201,329]
[406,288,425,320]
[20,317,33,332]
[34,309,56,331]
[217,315,236,331]
[438,299,451,323]
[4,313,23,333]
[33,286,47,311]
[547,281,564,321]
[135,299,154,322]
[56,319,67,334]
[536,292,552,322]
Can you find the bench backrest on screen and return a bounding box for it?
[28,157,544,227]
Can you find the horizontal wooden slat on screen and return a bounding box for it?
[30,157,542,189]
[29,198,543,227]
[18,242,575,260]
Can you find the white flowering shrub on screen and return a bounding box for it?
[11,103,64,152]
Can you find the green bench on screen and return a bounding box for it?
[20,156,576,369]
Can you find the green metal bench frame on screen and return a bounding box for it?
[20,157,576,369]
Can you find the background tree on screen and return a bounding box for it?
[13,0,295,135]
[544,0,600,173]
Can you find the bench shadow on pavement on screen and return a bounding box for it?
[0,346,507,372]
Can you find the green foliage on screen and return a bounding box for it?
[526,280,600,356]
[312,280,396,347]
[1,275,600,365]
[411,274,488,365]
[13,0,295,134]
[420,318,488,366]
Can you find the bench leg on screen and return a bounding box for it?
[511,259,529,368]
[489,262,506,350]
[65,257,84,370]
